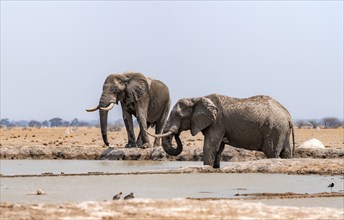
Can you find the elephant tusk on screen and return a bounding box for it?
[99,103,115,111]
[86,106,99,112]
[146,130,174,138]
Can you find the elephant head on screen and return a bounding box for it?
[150,97,218,156]
[86,73,149,146]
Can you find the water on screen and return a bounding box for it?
[0,160,207,175]
[0,160,343,209]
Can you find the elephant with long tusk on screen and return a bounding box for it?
[86,72,171,148]
[149,94,295,168]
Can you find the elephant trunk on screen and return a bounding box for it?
[99,109,110,146]
[162,133,183,156]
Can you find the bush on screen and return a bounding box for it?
[321,117,342,128]
[308,119,321,129]
[108,123,124,132]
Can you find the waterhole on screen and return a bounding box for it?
[0,160,342,209]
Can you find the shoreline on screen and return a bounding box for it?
[1,158,343,176]
[1,145,343,160]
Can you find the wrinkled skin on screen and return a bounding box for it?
[88,72,170,148]
[160,94,295,168]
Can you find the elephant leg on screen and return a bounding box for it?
[262,130,284,158]
[122,110,136,148]
[153,121,164,147]
[153,104,170,147]
[213,142,225,168]
[137,122,151,147]
[136,114,151,149]
[203,131,223,168]
[280,132,292,158]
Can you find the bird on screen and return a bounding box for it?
[112,192,122,200]
[328,182,334,192]
[28,188,46,195]
[36,188,44,195]
[124,192,134,200]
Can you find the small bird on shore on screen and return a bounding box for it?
[36,188,45,195]
[328,182,334,192]
[28,188,46,195]
[124,192,134,200]
[113,192,122,200]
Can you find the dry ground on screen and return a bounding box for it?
[1,198,343,220]
[1,127,343,149]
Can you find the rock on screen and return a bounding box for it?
[151,147,166,160]
[107,150,125,160]
[299,138,325,149]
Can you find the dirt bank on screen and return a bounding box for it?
[1,159,342,177]
[1,144,343,162]
[1,127,343,161]
[1,198,343,220]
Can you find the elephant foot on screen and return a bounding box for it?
[125,143,137,148]
[139,142,152,149]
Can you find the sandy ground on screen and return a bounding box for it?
[1,198,343,220]
[1,127,343,161]
[1,127,343,219]
[1,127,343,149]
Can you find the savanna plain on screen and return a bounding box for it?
[0,127,343,219]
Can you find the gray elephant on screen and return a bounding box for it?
[87,72,170,148]
[149,94,295,168]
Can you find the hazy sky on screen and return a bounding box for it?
[1,1,343,122]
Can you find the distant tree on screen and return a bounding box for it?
[322,117,342,128]
[70,118,79,127]
[295,119,309,128]
[13,120,29,127]
[0,118,11,127]
[49,118,63,127]
[28,120,42,128]
[42,120,49,127]
[307,119,321,129]
[61,121,70,127]
[108,120,124,132]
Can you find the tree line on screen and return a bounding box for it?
[294,117,343,129]
[0,118,124,129]
[0,117,342,129]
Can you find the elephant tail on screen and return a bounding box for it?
[289,121,295,157]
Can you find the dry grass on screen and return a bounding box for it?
[1,127,343,149]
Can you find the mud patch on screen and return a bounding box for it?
[1,199,343,220]
[1,145,343,161]
[233,192,344,199]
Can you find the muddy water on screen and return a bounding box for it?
[0,160,208,175]
[1,160,343,209]
[1,173,343,208]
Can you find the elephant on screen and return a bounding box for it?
[86,72,171,148]
[149,94,295,168]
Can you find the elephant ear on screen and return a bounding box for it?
[191,98,218,136]
[125,73,149,103]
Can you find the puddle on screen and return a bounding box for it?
[0,160,209,175]
[1,173,343,209]
[0,160,343,209]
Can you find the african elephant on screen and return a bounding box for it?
[149,94,295,168]
[86,72,170,148]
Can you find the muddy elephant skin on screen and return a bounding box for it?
[155,94,294,168]
[87,72,170,148]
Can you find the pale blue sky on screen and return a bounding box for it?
[1,1,343,121]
